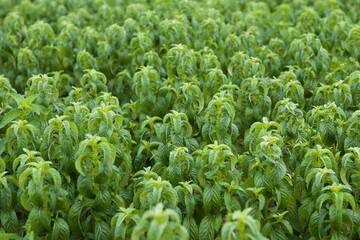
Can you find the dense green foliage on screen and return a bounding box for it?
[1,0,360,239]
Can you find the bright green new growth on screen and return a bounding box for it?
[1,0,360,239]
